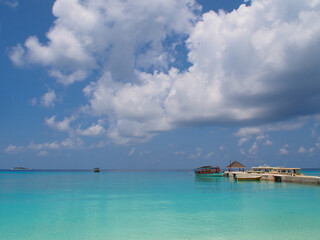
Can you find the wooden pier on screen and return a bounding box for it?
[224,172,320,185]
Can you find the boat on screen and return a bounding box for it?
[94,168,100,173]
[247,165,274,174]
[270,167,303,176]
[248,165,303,176]
[236,174,262,181]
[194,166,224,177]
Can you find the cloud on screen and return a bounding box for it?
[190,147,202,159]
[239,131,273,157]
[83,71,174,144]
[45,115,75,132]
[60,137,83,149]
[236,129,273,147]
[28,141,60,150]
[10,0,199,85]
[9,44,24,66]
[238,137,250,146]
[234,120,303,148]
[235,120,305,138]
[174,151,186,155]
[279,148,289,155]
[235,127,262,137]
[279,144,289,155]
[298,146,316,154]
[31,98,37,106]
[3,0,19,9]
[139,150,151,157]
[167,1,320,125]
[298,146,307,153]
[89,140,109,149]
[206,151,214,159]
[85,0,319,144]
[248,142,258,156]
[50,69,87,86]
[128,147,135,156]
[41,89,56,107]
[78,119,106,137]
[4,145,25,154]
[9,0,320,144]
[5,137,83,154]
[264,140,273,146]
[256,135,265,141]
[38,150,49,156]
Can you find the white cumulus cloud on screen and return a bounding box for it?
[9,0,320,145]
[279,148,289,155]
[298,146,307,153]
[41,89,56,107]
[4,0,19,8]
[4,145,25,154]
[78,119,106,137]
[85,0,320,144]
[45,115,75,132]
[10,0,199,85]
[38,150,49,156]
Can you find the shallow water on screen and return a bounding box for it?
[0,170,320,240]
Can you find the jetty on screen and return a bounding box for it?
[225,165,320,185]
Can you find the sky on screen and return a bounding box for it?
[1,0,320,169]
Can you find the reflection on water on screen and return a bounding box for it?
[194,175,224,183]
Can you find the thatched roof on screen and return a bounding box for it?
[227,161,245,169]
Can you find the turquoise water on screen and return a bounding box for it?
[1,170,320,240]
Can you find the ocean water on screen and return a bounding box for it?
[0,170,320,240]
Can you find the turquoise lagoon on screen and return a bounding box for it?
[1,170,320,240]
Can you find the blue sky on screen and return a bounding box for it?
[1,0,320,169]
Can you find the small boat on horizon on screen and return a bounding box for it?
[194,166,224,177]
[94,168,100,173]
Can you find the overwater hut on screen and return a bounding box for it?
[227,161,245,172]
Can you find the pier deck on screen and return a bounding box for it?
[224,172,320,185]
